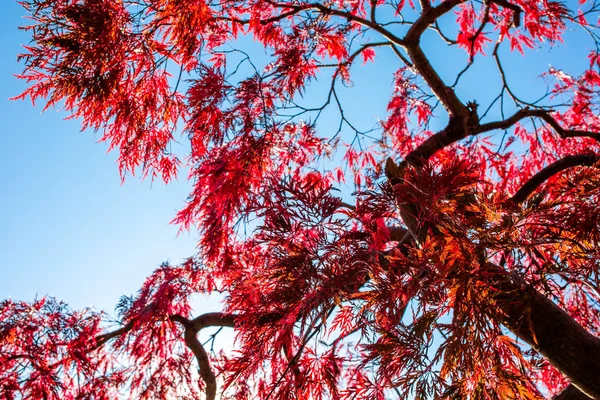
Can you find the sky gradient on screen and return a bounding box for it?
[1,2,201,314]
[1,0,594,327]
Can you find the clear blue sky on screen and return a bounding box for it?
[0,1,593,319]
[0,2,202,314]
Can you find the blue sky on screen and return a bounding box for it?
[0,0,594,320]
[0,2,202,314]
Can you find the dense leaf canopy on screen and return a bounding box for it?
[3,0,600,398]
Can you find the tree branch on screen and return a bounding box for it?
[477,108,600,143]
[488,0,522,27]
[383,174,600,397]
[94,321,134,348]
[402,107,600,169]
[94,313,237,400]
[318,41,396,69]
[171,314,219,400]
[403,0,469,117]
[224,2,405,47]
[403,119,471,166]
[510,154,600,204]
[482,263,600,398]
[188,312,237,332]
[553,384,593,400]
[305,3,405,46]
[467,2,492,62]
[170,313,236,400]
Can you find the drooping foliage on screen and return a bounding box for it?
[5,0,600,398]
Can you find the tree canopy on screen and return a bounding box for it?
[3,0,600,398]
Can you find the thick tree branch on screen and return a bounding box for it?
[477,108,600,143]
[482,263,600,398]
[400,0,517,122]
[404,0,468,117]
[187,312,237,332]
[171,314,219,400]
[405,0,463,42]
[403,115,476,166]
[401,107,600,168]
[94,313,237,400]
[170,313,236,400]
[553,384,593,400]
[384,171,600,397]
[510,154,600,204]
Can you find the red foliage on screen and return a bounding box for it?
[6,0,600,398]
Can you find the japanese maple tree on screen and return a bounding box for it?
[4,0,600,398]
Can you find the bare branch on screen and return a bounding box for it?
[476,107,535,132]
[510,154,600,204]
[405,0,463,41]
[492,42,530,105]
[317,41,393,68]
[432,21,457,45]
[389,44,413,67]
[308,3,405,46]
[477,108,600,142]
[370,0,378,22]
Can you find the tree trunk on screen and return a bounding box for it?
[553,384,593,400]
[482,264,600,399]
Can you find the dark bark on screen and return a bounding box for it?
[380,0,600,393]
[482,264,600,399]
[386,225,600,398]
[509,155,600,204]
[553,384,593,400]
[476,108,600,143]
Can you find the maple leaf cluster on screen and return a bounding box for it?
[5,0,600,398]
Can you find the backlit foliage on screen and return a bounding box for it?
[4,0,600,398]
